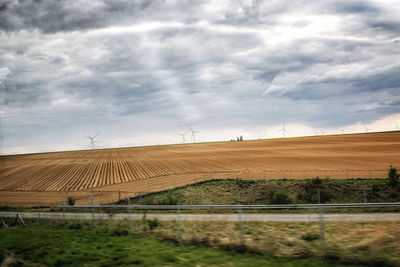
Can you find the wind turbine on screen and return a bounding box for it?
[178,131,188,144]
[393,121,399,131]
[340,127,345,134]
[85,132,100,150]
[188,127,200,143]
[277,122,289,138]
[362,124,369,133]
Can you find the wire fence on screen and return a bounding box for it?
[0,169,390,207]
[2,202,400,254]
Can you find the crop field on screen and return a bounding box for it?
[0,132,399,206]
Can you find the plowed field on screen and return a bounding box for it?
[1,132,399,206]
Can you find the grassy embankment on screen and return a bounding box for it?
[2,177,399,213]
[1,223,356,267]
[126,178,400,206]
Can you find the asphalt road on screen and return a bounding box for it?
[1,212,400,222]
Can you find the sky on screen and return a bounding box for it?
[1,0,400,154]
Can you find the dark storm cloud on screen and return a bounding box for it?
[0,0,155,33]
[331,1,380,14]
[1,0,400,153]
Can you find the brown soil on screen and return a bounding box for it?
[1,132,399,206]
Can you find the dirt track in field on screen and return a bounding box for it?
[1,132,399,206]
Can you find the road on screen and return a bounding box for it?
[1,212,400,222]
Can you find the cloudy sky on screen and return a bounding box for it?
[1,0,400,154]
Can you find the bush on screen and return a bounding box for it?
[270,192,292,204]
[111,229,129,236]
[67,196,75,206]
[388,166,399,187]
[311,177,322,186]
[301,233,320,242]
[147,218,160,231]
[310,190,331,204]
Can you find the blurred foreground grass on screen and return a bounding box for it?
[1,224,349,267]
[2,218,399,266]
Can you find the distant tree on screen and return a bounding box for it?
[388,166,399,186]
[240,136,243,141]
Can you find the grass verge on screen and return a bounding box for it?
[1,217,399,266]
[0,224,351,267]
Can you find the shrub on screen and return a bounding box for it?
[301,233,320,241]
[310,190,331,203]
[147,218,160,231]
[111,229,129,236]
[270,192,292,204]
[388,166,399,187]
[67,196,75,206]
[311,177,322,186]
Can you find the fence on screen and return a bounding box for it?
[82,169,389,205]
[0,169,390,207]
[2,202,400,250]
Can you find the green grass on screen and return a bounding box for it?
[126,178,400,206]
[0,225,350,266]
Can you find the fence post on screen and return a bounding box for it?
[128,197,132,231]
[177,205,182,241]
[237,205,244,246]
[62,199,65,225]
[37,201,41,225]
[90,194,95,227]
[118,190,121,202]
[318,189,325,248]
[364,189,367,203]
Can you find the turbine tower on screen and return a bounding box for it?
[178,131,188,144]
[85,132,100,150]
[189,127,200,143]
[362,124,369,133]
[340,127,345,134]
[394,121,399,131]
[277,122,289,138]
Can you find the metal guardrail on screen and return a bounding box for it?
[59,202,400,210]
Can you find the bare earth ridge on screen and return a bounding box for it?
[1,132,399,206]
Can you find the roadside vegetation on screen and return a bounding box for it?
[1,223,354,267]
[1,218,399,266]
[126,177,400,206]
